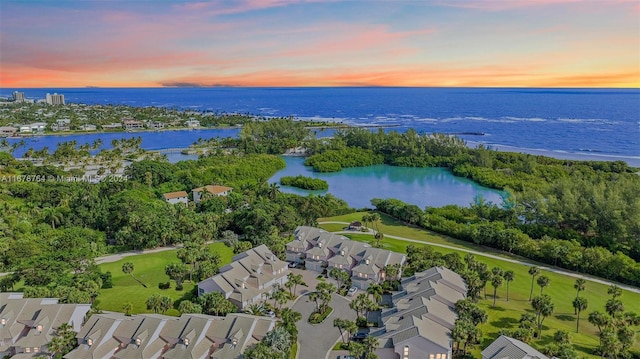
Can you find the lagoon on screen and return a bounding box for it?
[268,156,505,209]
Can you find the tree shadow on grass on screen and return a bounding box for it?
[490,316,518,328]
[173,287,198,309]
[555,314,575,322]
[573,343,596,356]
[489,305,506,311]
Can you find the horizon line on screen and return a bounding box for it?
[3,85,639,90]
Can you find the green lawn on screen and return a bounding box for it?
[320,212,521,260]
[324,215,640,358]
[96,242,234,315]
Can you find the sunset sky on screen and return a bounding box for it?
[1,0,638,88]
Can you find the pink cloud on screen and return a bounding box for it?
[434,0,637,11]
[278,25,434,59]
[171,0,330,16]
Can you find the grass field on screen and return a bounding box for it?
[96,242,234,315]
[320,212,640,358]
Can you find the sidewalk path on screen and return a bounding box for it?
[95,240,217,265]
[319,221,640,294]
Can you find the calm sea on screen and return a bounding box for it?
[3,87,639,164]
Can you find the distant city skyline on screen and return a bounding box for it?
[1,0,638,88]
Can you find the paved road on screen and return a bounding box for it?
[293,293,355,359]
[95,240,217,265]
[320,221,640,294]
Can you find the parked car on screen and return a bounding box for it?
[352,332,368,341]
[347,286,358,296]
[337,356,355,359]
[266,310,276,318]
[288,261,297,268]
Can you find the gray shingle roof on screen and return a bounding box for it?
[481,335,549,359]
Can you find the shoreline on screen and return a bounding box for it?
[466,140,640,167]
[5,126,638,167]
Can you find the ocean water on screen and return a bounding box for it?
[3,87,639,163]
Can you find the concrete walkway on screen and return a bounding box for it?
[320,221,640,294]
[293,292,355,359]
[95,240,217,264]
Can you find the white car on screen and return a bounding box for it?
[347,287,358,296]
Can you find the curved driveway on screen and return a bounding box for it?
[293,293,355,359]
[320,221,640,294]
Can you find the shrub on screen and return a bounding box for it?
[158,282,171,290]
[308,307,333,324]
[280,175,329,190]
[100,271,113,289]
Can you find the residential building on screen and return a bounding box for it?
[102,123,122,130]
[192,185,233,204]
[30,122,47,133]
[123,119,144,130]
[80,124,97,131]
[481,335,549,359]
[162,191,189,205]
[0,127,16,137]
[51,118,71,131]
[0,294,90,358]
[147,121,165,130]
[18,122,47,133]
[64,312,277,359]
[286,226,406,289]
[12,91,25,103]
[45,93,65,105]
[371,267,467,359]
[198,245,288,310]
[185,119,200,127]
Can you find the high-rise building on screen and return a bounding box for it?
[12,91,25,102]
[45,92,65,105]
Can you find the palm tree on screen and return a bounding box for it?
[607,284,622,299]
[367,283,383,305]
[334,318,348,344]
[361,213,371,230]
[122,262,145,287]
[605,298,624,318]
[159,296,173,313]
[272,287,289,310]
[369,212,381,234]
[531,294,554,337]
[345,320,358,344]
[122,262,134,277]
[268,182,280,200]
[536,275,550,294]
[350,293,369,319]
[329,268,349,291]
[278,307,301,340]
[287,272,307,296]
[309,292,320,312]
[146,294,162,313]
[41,206,64,229]
[349,342,366,359]
[245,303,265,316]
[528,266,540,301]
[122,302,133,316]
[491,275,503,306]
[572,297,588,333]
[503,270,515,302]
[362,335,379,356]
[574,278,586,298]
[47,335,66,358]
